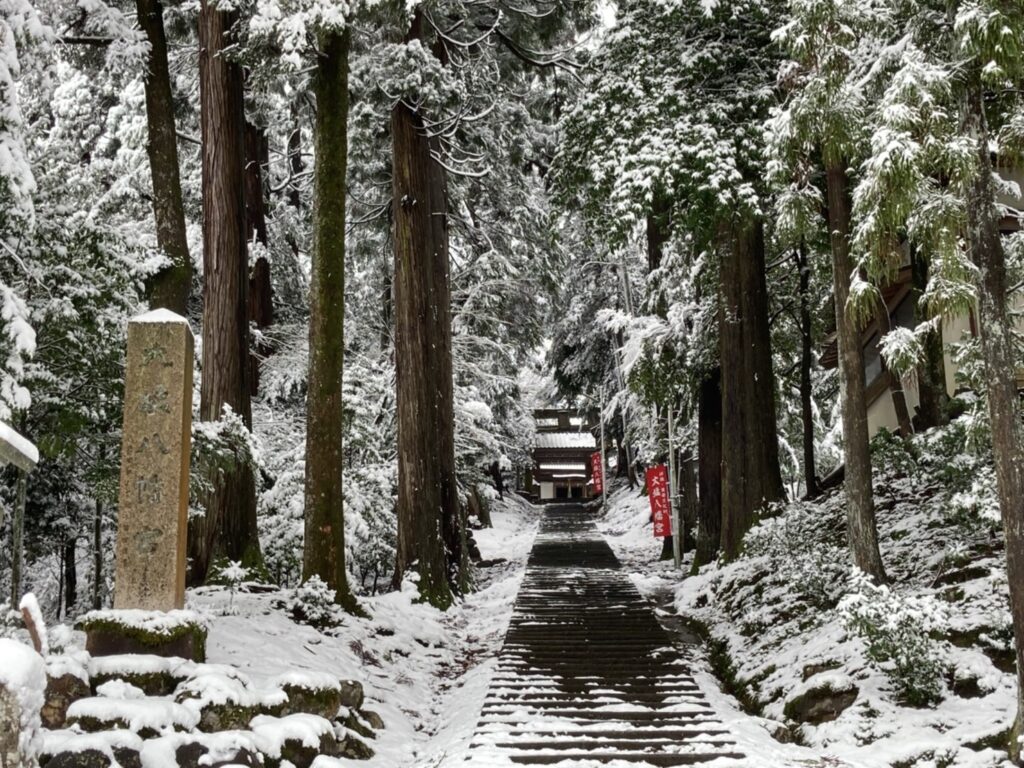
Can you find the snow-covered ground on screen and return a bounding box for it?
[197,494,540,767]
[598,419,1020,768]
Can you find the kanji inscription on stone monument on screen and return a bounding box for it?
[113,309,193,610]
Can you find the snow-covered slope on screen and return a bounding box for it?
[600,417,1019,768]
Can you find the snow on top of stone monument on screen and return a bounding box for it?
[0,419,38,469]
[133,308,191,325]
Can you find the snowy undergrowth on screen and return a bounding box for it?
[601,416,1018,768]
[198,493,539,767]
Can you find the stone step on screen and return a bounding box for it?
[480,709,716,721]
[486,691,704,702]
[506,752,746,765]
[480,738,736,751]
[480,728,732,739]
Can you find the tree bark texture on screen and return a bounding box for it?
[245,121,273,396]
[797,246,819,498]
[428,123,465,594]
[719,216,785,560]
[964,77,1024,759]
[138,0,192,314]
[63,538,77,616]
[695,368,722,568]
[303,30,359,613]
[826,161,886,582]
[93,498,103,609]
[391,19,460,608]
[191,0,261,585]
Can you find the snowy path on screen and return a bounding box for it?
[460,503,745,766]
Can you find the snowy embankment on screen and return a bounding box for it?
[1,494,538,767]
[600,417,1019,768]
[200,493,539,767]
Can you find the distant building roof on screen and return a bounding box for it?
[535,432,596,450]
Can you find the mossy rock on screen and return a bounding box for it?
[174,742,260,768]
[42,673,91,729]
[195,701,261,732]
[265,732,340,768]
[281,683,342,720]
[77,613,207,663]
[90,670,182,697]
[343,710,376,738]
[339,734,375,760]
[65,714,132,734]
[338,680,364,710]
[41,748,141,768]
[784,680,858,725]
[360,708,385,730]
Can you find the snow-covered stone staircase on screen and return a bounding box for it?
[466,504,744,766]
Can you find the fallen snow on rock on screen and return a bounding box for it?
[0,637,46,763]
[250,712,336,757]
[68,691,200,733]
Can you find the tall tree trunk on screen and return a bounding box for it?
[872,299,914,437]
[719,222,746,559]
[245,121,273,396]
[738,217,785,507]
[648,203,676,560]
[391,13,459,608]
[93,498,103,609]
[964,76,1024,760]
[825,160,886,582]
[63,538,77,616]
[797,246,819,498]
[488,461,505,501]
[427,115,464,594]
[911,248,948,429]
[303,30,360,613]
[694,368,722,568]
[719,217,785,560]
[287,102,303,211]
[191,0,262,585]
[138,0,191,313]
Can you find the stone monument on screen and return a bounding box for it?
[112,309,193,611]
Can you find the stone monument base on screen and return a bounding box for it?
[77,609,208,662]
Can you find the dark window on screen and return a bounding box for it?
[892,294,915,330]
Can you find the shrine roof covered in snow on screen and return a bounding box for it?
[534,431,597,450]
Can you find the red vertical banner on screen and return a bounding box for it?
[647,465,671,538]
[590,451,604,494]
